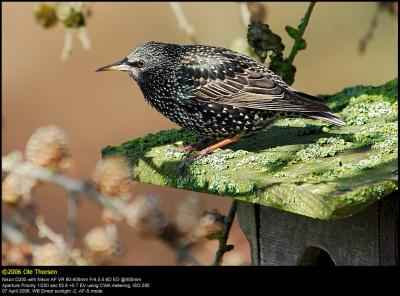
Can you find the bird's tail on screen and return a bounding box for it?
[301,111,346,127]
[291,91,346,127]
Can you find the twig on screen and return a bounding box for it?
[61,29,74,61]
[3,152,200,265]
[67,190,79,248]
[239,2,251,28]
[36,216,65,250]
[169,2,198,44]
[2,154,127,215]
[287,2,316,64]
[176,245,201,266]
[160,226,201,266]
[78,27,91,50]
[359,3,398,55]
[358,3,384,54]
[10,202,37,226]
[2,220,29,244]
[35,216,87,266]
[8,202,39,243]
[214,200,237,266]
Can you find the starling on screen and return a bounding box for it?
[97,41,345,170]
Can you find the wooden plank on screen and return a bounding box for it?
[258,203,380,265]
[102,79,398,220]
[237,201,260,265]
[379,192,399,266]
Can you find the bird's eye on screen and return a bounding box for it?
[136,60,145,68]
[128,60,145,68]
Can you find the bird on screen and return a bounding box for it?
[96,41,345,171]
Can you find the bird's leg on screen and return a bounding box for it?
[170,137,215,153]
[177,136,241,173]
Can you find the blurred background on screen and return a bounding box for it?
[2,2,398,265]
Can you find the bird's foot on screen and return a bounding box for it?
[175,136,241,174]
[176,150,211,174]
[169,138,214,154]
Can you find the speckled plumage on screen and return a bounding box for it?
[98,41,344,140]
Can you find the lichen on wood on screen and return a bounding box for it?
[102,79,398,220]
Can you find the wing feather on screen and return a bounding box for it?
[177,47,331,114]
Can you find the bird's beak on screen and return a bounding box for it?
[95,58,130,72]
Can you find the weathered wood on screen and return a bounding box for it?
[378,192,398,266]
[237,191,398,266]
[102,79,398,220]
[258,202,380,265]
[237,201,260,265]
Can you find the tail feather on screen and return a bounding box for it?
[292,91,331,113]
[292,91,346,127]
[303,111,346,127]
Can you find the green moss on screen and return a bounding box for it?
[331,180,398,218]
[316,78,398,111]
[101,129,197,157]
[102,79,398,220]
[341,99,396,126]
[291,137,354,163]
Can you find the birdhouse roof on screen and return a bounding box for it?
[102,79,398,220]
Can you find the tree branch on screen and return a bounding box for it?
[176,245,201,266]
[36,216,66,250]
[239,2,251,27]
[2,154,127,214]
[287,2,316,64]
[2,152,201,265]
[35,216,87,266]
[214,200,237,266]
[169,2,198,44]
[2,220,29,245]
[67,190,79,248]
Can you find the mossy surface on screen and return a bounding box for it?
[102,79,398,220]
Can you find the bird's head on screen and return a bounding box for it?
[96,41,181,82]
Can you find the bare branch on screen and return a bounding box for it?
[287,2,316,64]
[2,152,201,265]
[78,27,91,50]
[36,216,65,250]
[214,200,237,266]
[67,191,79,248]
[169,2,198,44]
[2,153,127,214]
[61,29,74,61]
[2,220,28,244]
[239,2,251,28]
[35,216,87,266]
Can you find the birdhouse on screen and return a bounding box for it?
[237,192,398,265]
[102,79,398,266]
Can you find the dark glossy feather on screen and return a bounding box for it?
[176,46,344,126]
[112,41,346,134]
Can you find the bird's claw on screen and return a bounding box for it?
[176,151,209,174]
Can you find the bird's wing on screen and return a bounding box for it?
[177,48,330,113]
[197,72,330,113]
